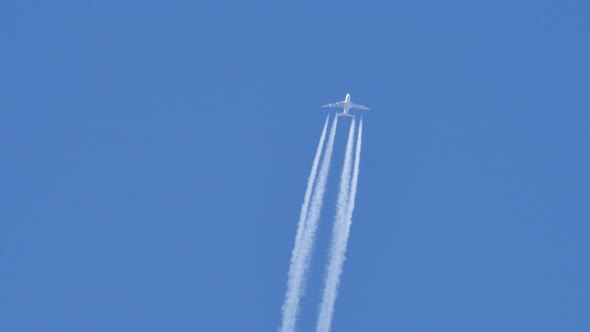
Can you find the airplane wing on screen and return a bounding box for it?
[321,101,346,108]
[350,102,370,110]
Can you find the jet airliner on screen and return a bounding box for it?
[322,93,370,117]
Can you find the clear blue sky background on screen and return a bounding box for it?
[1,2,589,331]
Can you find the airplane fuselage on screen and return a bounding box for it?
[342,93,352,115]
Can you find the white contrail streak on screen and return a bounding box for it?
[290,115,329,271]
[316,117,356,332]
[280,116,339,332]
[317,118,363,332]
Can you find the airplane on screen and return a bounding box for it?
[321,93,370,117]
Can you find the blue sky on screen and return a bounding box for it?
[1,2,589,331]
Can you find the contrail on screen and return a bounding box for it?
[316,117,356,332]
[290,115,329,272]
[317,118,363,332]
[280,115,339,332]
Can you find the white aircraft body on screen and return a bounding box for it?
[322,93,370,117]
